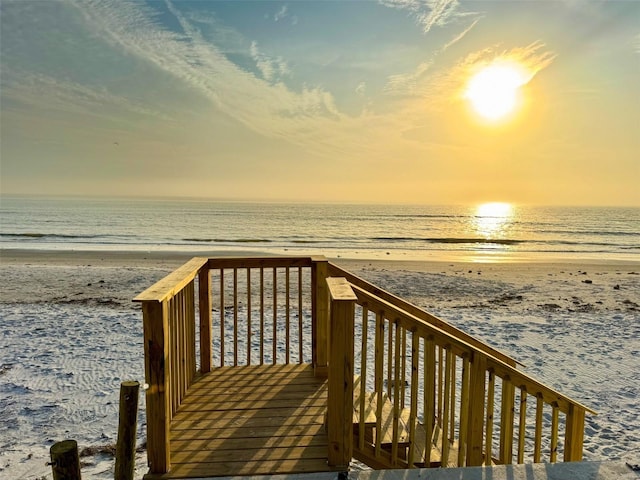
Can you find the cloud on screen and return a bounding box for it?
[274,5,288,22]
[384,61,434,96]
[271,4,297,25]
[379,0,472,34]
[250,41,290,82]
[61,0,344,151]
[355,82,367,96]
[443,17,481,50]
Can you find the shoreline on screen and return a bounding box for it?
[2,247,639,268]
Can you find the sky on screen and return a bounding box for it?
[1,0,639,206]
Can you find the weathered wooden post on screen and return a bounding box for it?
[326,277,356,469]
[115,381,140,480]
[50,439,81,480]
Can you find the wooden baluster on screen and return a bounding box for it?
[408,333,419,466]
[179,289,186,404]
[169,297,177,416]
[391,321,402,465]
[424,336,436,467]
[374,312,385,458]
[233,268,238,366]
[449,355,457,445]
[499,376,515,464]
[260,267,264,365]
[312,259,329,376]
[358,305,368,451]
[564,404,586,461]
[286,267,290,364]
[550,403,559,462]
[458,355,470,466]
[485,370,495,465]
[181,289,187,402]
[186,284,192,389]
[198,267,211,374]
[220,269,225,367]
[387,319,393,399]
[534,394,543,462]
[441,349,453,466]
[273,267,278,364]
[518,387,528,463]
[298,266,303,363]
[247,268,252,365]
[437,346,444,427]
[400,328,407,409]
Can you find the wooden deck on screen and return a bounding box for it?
[145,363,338,479]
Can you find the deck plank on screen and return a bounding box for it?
[147,363,336,479]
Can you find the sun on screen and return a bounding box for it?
[464,62,530,121]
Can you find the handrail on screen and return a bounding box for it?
[336,278,595,470]
[134,258,207,474]
[327,262,521,368]
[134,257,208,303]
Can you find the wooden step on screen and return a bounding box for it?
[352,378,410,450]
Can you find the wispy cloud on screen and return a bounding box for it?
[443,17,481,50]
[379,0,474,34]
[62,0,343,151]
[384,61,434,96]
[270,4,298,25]
[250,41,290,82]
[274,5,288,22]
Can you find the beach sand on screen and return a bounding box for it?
[1,250,638,479]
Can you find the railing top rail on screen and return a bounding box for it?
[134,255,327,303]
[134,257,208,303]
[328,262,521,368]
[207,256,320,270]
[351,283,596,416]
[486,355,597,415]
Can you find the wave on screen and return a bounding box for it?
[371,237,525,246]
[1,233,104,240]
[183,238,271,243]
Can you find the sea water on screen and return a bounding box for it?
[1,195,638,262]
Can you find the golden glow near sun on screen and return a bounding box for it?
[464,62,530,121]
[474,202,514,238]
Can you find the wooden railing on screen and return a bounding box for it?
[325,273,596,470]
[135,256,593,475]
[134,256,330,474]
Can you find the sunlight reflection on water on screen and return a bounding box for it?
[473,202,515,239]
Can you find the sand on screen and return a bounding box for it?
[1,249,638,479]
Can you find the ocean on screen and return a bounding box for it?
[1,195,638,262]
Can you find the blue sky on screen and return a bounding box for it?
[1,0,638,205]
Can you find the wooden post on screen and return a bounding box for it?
[466,351,487,466]
[198,267,212,373]
[564,404,586,461]
[312,258,329,377]
[326,277,356,469]
[50,440,81,480]
[115,381,140,480]
[142,300,171,474]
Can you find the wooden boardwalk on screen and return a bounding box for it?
[145,363,338,479]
